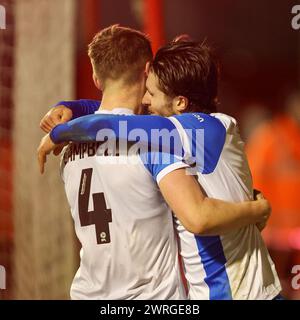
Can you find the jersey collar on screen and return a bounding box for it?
[95,107,134,115]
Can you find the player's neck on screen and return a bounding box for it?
[100,81,143,112]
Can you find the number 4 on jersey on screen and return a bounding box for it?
[78,168,112,244]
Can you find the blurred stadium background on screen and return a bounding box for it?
[0,0,299,299]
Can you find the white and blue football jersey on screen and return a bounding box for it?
[167,112,281,299]
[60,108,187,300]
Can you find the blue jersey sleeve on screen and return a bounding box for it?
[49,112,226,175]
[54,99,100,119]
[50,114,185,157]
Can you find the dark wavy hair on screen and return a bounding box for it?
[150,37,219,113]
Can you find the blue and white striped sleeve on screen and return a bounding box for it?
[170,113,227,174]
[141,151,189,184]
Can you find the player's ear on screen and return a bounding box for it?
[93,73,102,91]
[145,61,151,76]
[174,96,188,114]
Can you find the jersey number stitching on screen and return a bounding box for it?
[78,168,112,244]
